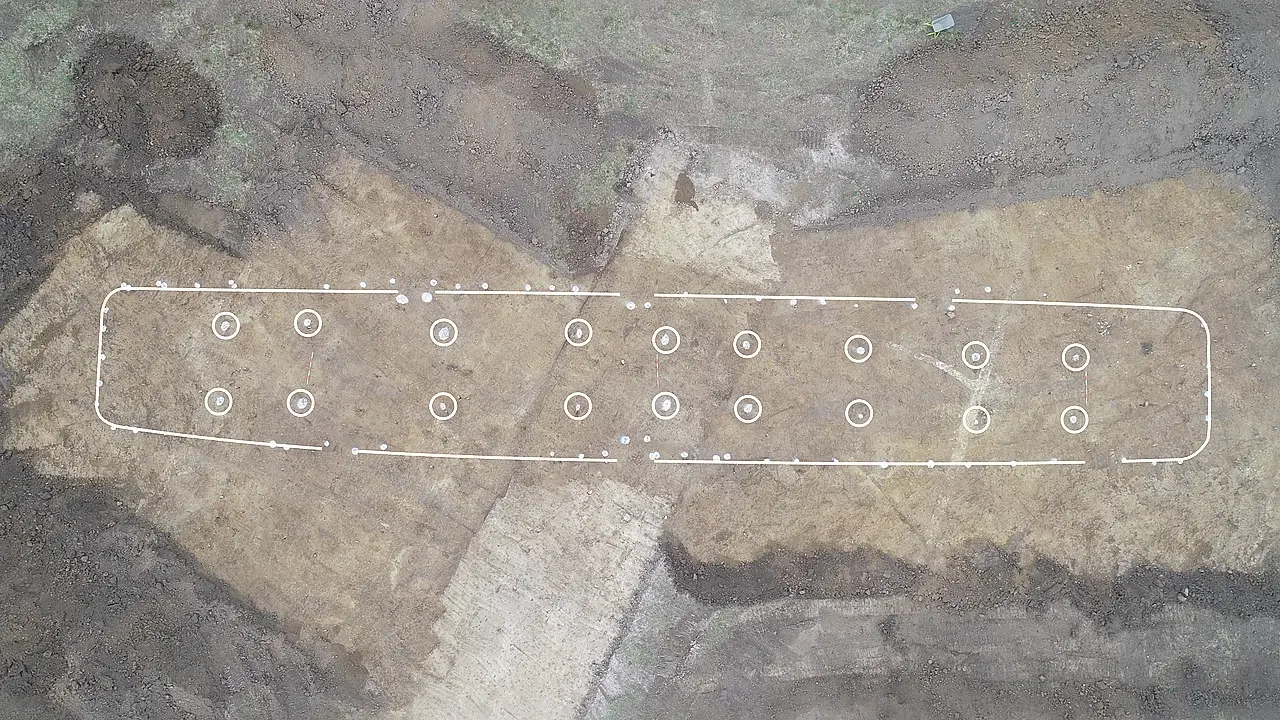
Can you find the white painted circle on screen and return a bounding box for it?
[844,335,873,363]
[733,394,763,424]
[431,318,458,347]
[845,399,874,428]
[396,294,408,305]
[1060,405,1089,434]
[211,312,240,340]
[564,392,593,421]
[429,392,458,421]
[204,387,233,416]
[962,340,991,370]
[421,292,433,303]
[651,391,680,420]
[652,326,681,354]
[733,330,761,359]
[962,405,991,435]
[564,318,593,347]
[1062,343,1090,372]
[294,309,322,338]
[286,389,315,418]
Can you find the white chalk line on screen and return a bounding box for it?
[353,449,617,463]
[94,285,394,453]
[954,298,1212,465]
[113,285,399,295]
[654,459,1084,467]
[653,292,916,303]
[436,289,621,297]
[93,287,1211,467]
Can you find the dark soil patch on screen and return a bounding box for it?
[74,34,222,162]
[0,33,239,330]
[0,455,371,720]
[662,535,1280,629]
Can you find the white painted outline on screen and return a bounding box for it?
[651,391,680,420]
[564,392,593,421]
[293,309,322,338]
[655,458,1084,467]
[962,340,991,370]
[430,318,458,347]
[653,292,916,304]
[286,388,315,418]
[1062,342,1090,372]
[429,391,458,421]
[211,312,240,340]
[845,399,873,428]
[1061,405,1088,434]
[962,405,991,435]
[94,286,394,452]
[733,330,761,359]
[652,326,681,354]
[436,289,620,297]
[204,387,233,416]
[956,298,1211,465]
[96,287,1211,467]
[564,318,593,347]
[733,394,762,424]
[351,448,617,463]
[844,334,873,363]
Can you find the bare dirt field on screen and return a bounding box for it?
[4,0,1280,718]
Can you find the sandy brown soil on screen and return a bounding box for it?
[4,0,1280,717]
[4,160,1280,716]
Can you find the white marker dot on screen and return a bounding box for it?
[789,299,798,306]
[549,285,556,291]
[713,455,721,462]
[323,441,331,447]
[984,286,992,293]
[525,284,532,291]
[323,284,330,290]
[954,288,961,294]
[389,278,397,285]
[454,283,461,290]
[620,435,631,445]
[572,285,580,292]
[602,450,609,457]
[481,282,489,290]
[626,301,636,310]
[643,435,651,443]
[422,292,433,302]
[380,444,388,450]
[723,453,731,460]
[947,304,956,311]
[359,281,367,288]
[351,447,359,455]
[681,452,689,459]
[649,452,661,460]
[430,279,438,286]
[396,294,409,304]
[911,303,919,309]
[643,302,652,309]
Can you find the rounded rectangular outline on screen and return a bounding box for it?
[94,286,1211,468]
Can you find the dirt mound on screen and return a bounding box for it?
[74,35,221,161]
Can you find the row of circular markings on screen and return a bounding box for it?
[204,387,316,418]
[214,312,1092,375]
[203,385,1088,434]
[211,310,325,340]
